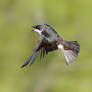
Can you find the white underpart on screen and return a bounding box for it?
[58,44,76,64]
[34,29,42,35]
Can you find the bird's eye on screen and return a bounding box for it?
[36,26,40,29]
[35,25,41,29]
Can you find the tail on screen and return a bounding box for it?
[67,41,80,55]
[58,41,80,64]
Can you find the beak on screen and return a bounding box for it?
[32,26,36,31]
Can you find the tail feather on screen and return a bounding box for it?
[62,49,77,64]
[67,41,80,55]
[58,41,80,64]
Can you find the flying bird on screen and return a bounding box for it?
[21,24,80,68]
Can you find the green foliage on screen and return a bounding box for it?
[0,0,92,92]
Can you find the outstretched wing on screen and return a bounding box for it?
[21,37,58,68]
[21,37,43,68]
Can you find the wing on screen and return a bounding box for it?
[21,37,43,68]
[21,37,58,68]
[37,38,58,59]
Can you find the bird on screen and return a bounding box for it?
[21,24,80,68]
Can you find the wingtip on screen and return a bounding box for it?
[21,64,25,68]
[21,62,29,68]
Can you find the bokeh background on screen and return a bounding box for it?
[0,0,92,92]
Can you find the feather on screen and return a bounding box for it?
[58,44,78,64]
[40,48,43,60]
[30,52,38,66]
[21,47,37,68]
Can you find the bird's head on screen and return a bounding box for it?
[32,24,57,42]
[32,25,45,35]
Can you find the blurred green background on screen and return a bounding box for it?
[0,0,92,92]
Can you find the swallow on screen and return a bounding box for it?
[21,24,80,68]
